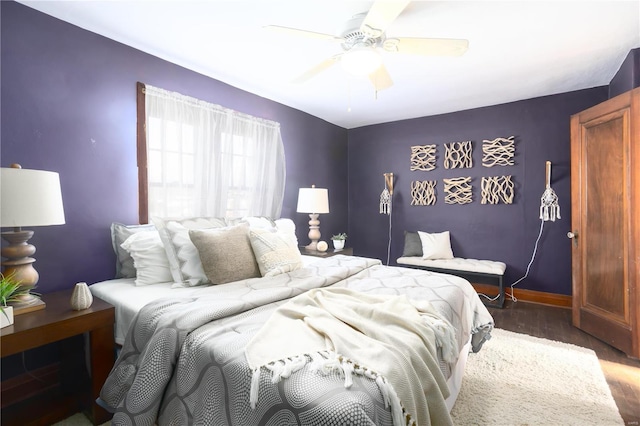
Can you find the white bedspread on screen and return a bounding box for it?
[98,256,493,426]
[89,279,198,345]
[90,255,322,345]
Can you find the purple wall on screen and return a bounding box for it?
[610,48,640,98]
[347,88,608,295]
[1,1,348,293]
[1,2,637,298]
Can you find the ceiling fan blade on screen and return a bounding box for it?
[383,37,469,56]
[369,64,394,91]
[360,0,410,38]
[292,56,341,83]
[264,25,341,42]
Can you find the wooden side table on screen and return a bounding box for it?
[299,246,353,258]
[1,289,115,425]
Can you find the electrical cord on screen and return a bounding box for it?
[385,203,393,266]
[22,352,47,383]
[478,218,545,304]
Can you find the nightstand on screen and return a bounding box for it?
[299,246,354,258]
[1,289,115,425]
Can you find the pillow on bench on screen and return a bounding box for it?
[418,230,454,260]
[402,230,455,260]
[402,231,423,257]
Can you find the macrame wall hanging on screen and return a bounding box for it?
[410,144,437,171]
[540,161,560,221]
[444,140,473,169]
[482,136,515,167]
[410,180,437,206]
[380,173,395,266]
[481,175,514,204]
[443,177,472,204]
[380,173,394,215]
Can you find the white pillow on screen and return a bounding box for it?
[417,231,454,260]
[120,231,173,286]
[274,218,298,245]
[249,229,303,277]
[153,216,228,287]
[241,216,276,230]
[110,222,156,278]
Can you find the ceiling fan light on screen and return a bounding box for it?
[341,45,382,76]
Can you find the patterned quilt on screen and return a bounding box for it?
[99,256,494,425]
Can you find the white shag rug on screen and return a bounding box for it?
[55,328,624,426]
[450,328,624,426]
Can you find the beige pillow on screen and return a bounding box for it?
[249,228,303,277]
[418,230,455,260]
[189,224,260,285]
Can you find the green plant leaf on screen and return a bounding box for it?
[0,272,38,310]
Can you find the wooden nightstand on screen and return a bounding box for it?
[1,289,115,425]
[299,246,353,258]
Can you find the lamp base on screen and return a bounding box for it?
[11,296,46,315]
[1,229,45,314]
[305,213,321,251]
[1,230,39,287]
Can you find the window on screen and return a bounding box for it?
[137,83,285,223]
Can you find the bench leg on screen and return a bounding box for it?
[482,276,505,309]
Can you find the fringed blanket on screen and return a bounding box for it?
[245,287,456,426]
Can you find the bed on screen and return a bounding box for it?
[91,218,494,426]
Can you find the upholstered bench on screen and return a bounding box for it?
[396,256,507,308]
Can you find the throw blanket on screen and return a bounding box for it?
[245,287,455,426]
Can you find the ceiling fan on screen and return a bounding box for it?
[266,1,469,91]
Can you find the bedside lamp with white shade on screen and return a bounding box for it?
[296,185,329,250]
[1,164,65,312]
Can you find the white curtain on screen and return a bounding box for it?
[144,85,285,219]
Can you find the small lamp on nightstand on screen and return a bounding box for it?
[1,164,66,312]
[296,185,329,251]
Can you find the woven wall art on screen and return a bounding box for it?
[482,136,515,167]
[410,180,437,206]
[443,177,472,205]
[481,175,514,204]
[444,141,473,169]
[410,144,437,171]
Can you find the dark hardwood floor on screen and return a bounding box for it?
[487,301,640,426]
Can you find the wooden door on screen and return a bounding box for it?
[570,87,639,359]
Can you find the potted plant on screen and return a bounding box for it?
[331,233,347,250]
[0,273,38,328]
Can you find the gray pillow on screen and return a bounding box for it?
[402,231,423,257]
[110,223,156,278]
[189,223,261,285]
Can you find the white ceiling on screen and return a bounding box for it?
[18,1,640,129]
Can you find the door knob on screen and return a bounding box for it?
[567,231,578,247]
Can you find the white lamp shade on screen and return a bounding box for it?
[1,167,66,227]
[297,187,329,214]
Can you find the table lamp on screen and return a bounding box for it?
[1,164,65,312]
[296,185,329,250]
